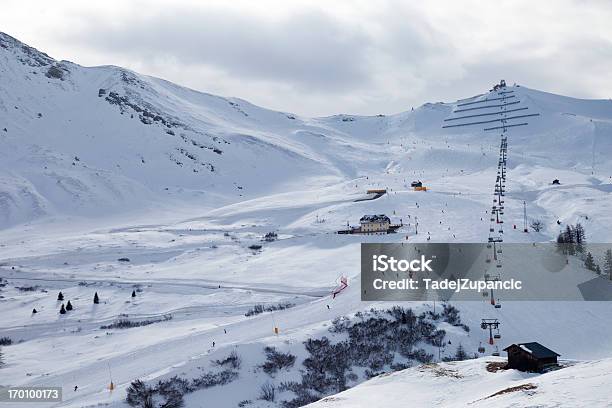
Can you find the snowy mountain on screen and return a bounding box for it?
[1,32,612,408]
[0,31,395,229]
[2,31,612,230]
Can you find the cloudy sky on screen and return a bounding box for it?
[2,0,612,116]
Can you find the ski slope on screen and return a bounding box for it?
[308,358,612,408]
[1,31,612,407]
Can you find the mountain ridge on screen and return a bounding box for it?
[2,31,612,230]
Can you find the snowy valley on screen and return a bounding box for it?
[1,31,612,408]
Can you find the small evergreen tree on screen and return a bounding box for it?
[564,225,576,255]
[66,300,73,311]
[59,304,66,314]
[574,223,586,254]
[32,308,37,314]
[454,343,468,361]
[93,292,99,304]
[131,290,136,298]
[556,232,567,254]
[0,346,4,368]
[57,292,64,301]
[584,252,597,271]
[604,249,612,280]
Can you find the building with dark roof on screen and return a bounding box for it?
[359,214,391,233]
[503,342,560,372]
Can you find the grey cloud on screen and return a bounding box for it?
[18,1,612,116]
[68,8,373,92]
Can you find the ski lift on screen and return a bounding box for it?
[486,258,491,263]
[482,291,489,297]
[494,299,502,309]
[492,346,500,357]
[493,329,501,339]
[487,243,492,249]
[478,342,486,353]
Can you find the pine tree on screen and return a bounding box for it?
[584,252,597,271]
[0,346,4,368]
[454,343,468,361]
[131,290,136,298]
[66,300,73,311]
[564,225,575,243]
[574,223,586,254]
[564,225,576,255]
[93,292,99,304]
[604,249,612,280]
[57,292,64,301]
[556,232,567,254]
[32,308,37,314]
[59,304,66,314]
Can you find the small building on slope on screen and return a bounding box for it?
[359,214,391,233]
[503,342,560,372]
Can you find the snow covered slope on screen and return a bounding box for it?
[308,358,612,408]
[0,32,380,228]
[2,31,612,230]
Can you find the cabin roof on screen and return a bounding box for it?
[503,342,560,358]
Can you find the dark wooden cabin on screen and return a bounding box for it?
[503,342,560,372]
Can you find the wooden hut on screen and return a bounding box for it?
[503,342,560,372]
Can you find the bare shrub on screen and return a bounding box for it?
[261,347,296,375]
[259,382,276,402]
